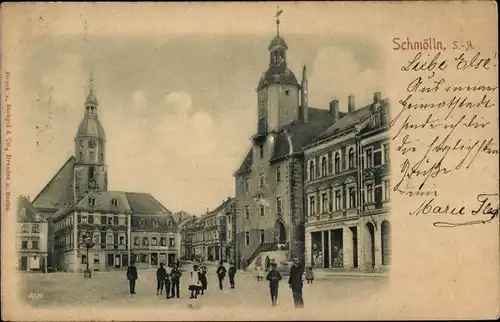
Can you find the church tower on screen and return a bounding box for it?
[256,7,300,134]
[73,75,108,200]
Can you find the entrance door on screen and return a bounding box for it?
[168,253,176,267]
[122,254,129,267]
[365,223,376,268]
[278,221,286,244]
[350,227,358,268]
[107,254,114,267]
[20,256,28,270]
[381,221,391,265]
[114,254,121,268]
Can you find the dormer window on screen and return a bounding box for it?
[285,90,290,96]
[168,220,173,227]
[153,220,159,228]
[111,198,119,207]
[88,140,96,148]
[88,197,96,207]
[140,218,146,227]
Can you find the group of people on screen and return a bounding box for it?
[125,257,307,308]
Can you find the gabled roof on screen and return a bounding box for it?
[75,191,131,213]
[270,108,334,162]
[130,212,178,233]
[234,107,335,176]
[125,192,172,214]
[32,156,75,211]
[307,99,389,146]
[17,196,45,223]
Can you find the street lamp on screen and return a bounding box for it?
[79,230,96,278]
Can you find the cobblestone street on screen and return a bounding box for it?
[20,265,387,310]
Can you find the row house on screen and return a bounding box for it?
[17,196,49,272]
[51,191,179,272]
[179,215,197,260]
[304,92,391,272]
[181,198,235,263]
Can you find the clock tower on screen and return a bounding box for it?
[256,8,300,134]
[73,76,108,200]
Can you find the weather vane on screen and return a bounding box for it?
[275,6,283,36]
[89,70,95,94]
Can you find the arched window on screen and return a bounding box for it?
[334,153,340,173]
[309,160,315,181]
[348,149,355,169]
[321,157,327,176]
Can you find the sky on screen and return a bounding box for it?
[16,11,385,215]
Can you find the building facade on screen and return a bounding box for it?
[17,196,49,272]
[303,93,391,272]
[29,83,179,272]
[233,18,336,269]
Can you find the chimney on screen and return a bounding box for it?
[329,100,339,122]
[348,95,355,113]
[373,92,382,103]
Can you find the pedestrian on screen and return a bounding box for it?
[188,265,202,299]
[199,266,208,295]
[156,263,167,295]
[305,266,314,284]
[228,262,236,289]
[216,261,227,290]
[266,263,282,307]
[170,263,182,298]
[164,273,172,299]
[256,266,264,281]
[126,261,138,295]
[288,257,305,308]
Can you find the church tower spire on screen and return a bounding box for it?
[255,7,300,133]
[74,73,108,200]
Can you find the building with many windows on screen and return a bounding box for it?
[29,82,179,272]
[303,92,390,272]
[17,196,49,272]
[233,16,337,269]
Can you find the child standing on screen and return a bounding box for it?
[266,263,282,307]
[164,273,172,298]
[188,265,202,299]
[256,266,264,281]
[305,266,314,284]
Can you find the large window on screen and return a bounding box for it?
[366,184,374,203]
[335,190,342,211]
[384,180,391,201]
[348,148,355,169]
[276,166,281,182]
[334,153,340,173]
[260,205,265,216]
[260,229,265,244]
[321,193,328,213]
[245,178,249,192]
[134,236,140,245]
[245,205,250,219]
[309,196,316,216]
[245,231,250,246]
[383,144,390,164]
[309,160,315,180]
[321,157,328,176]
[276,197,282,215]
[366,148,373,168]
[169,238,175,246]
[349,187,357,209]
[259,173,264,187]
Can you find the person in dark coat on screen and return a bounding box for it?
[266,263,282,307]
[216,261,227,290]
[164,273,172,299]
[156,263,167,295]
[170,263,182,298]
[288,257,304,308]
[228,262,236,289]
[126,262,138,294]
[199,266,208,295]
